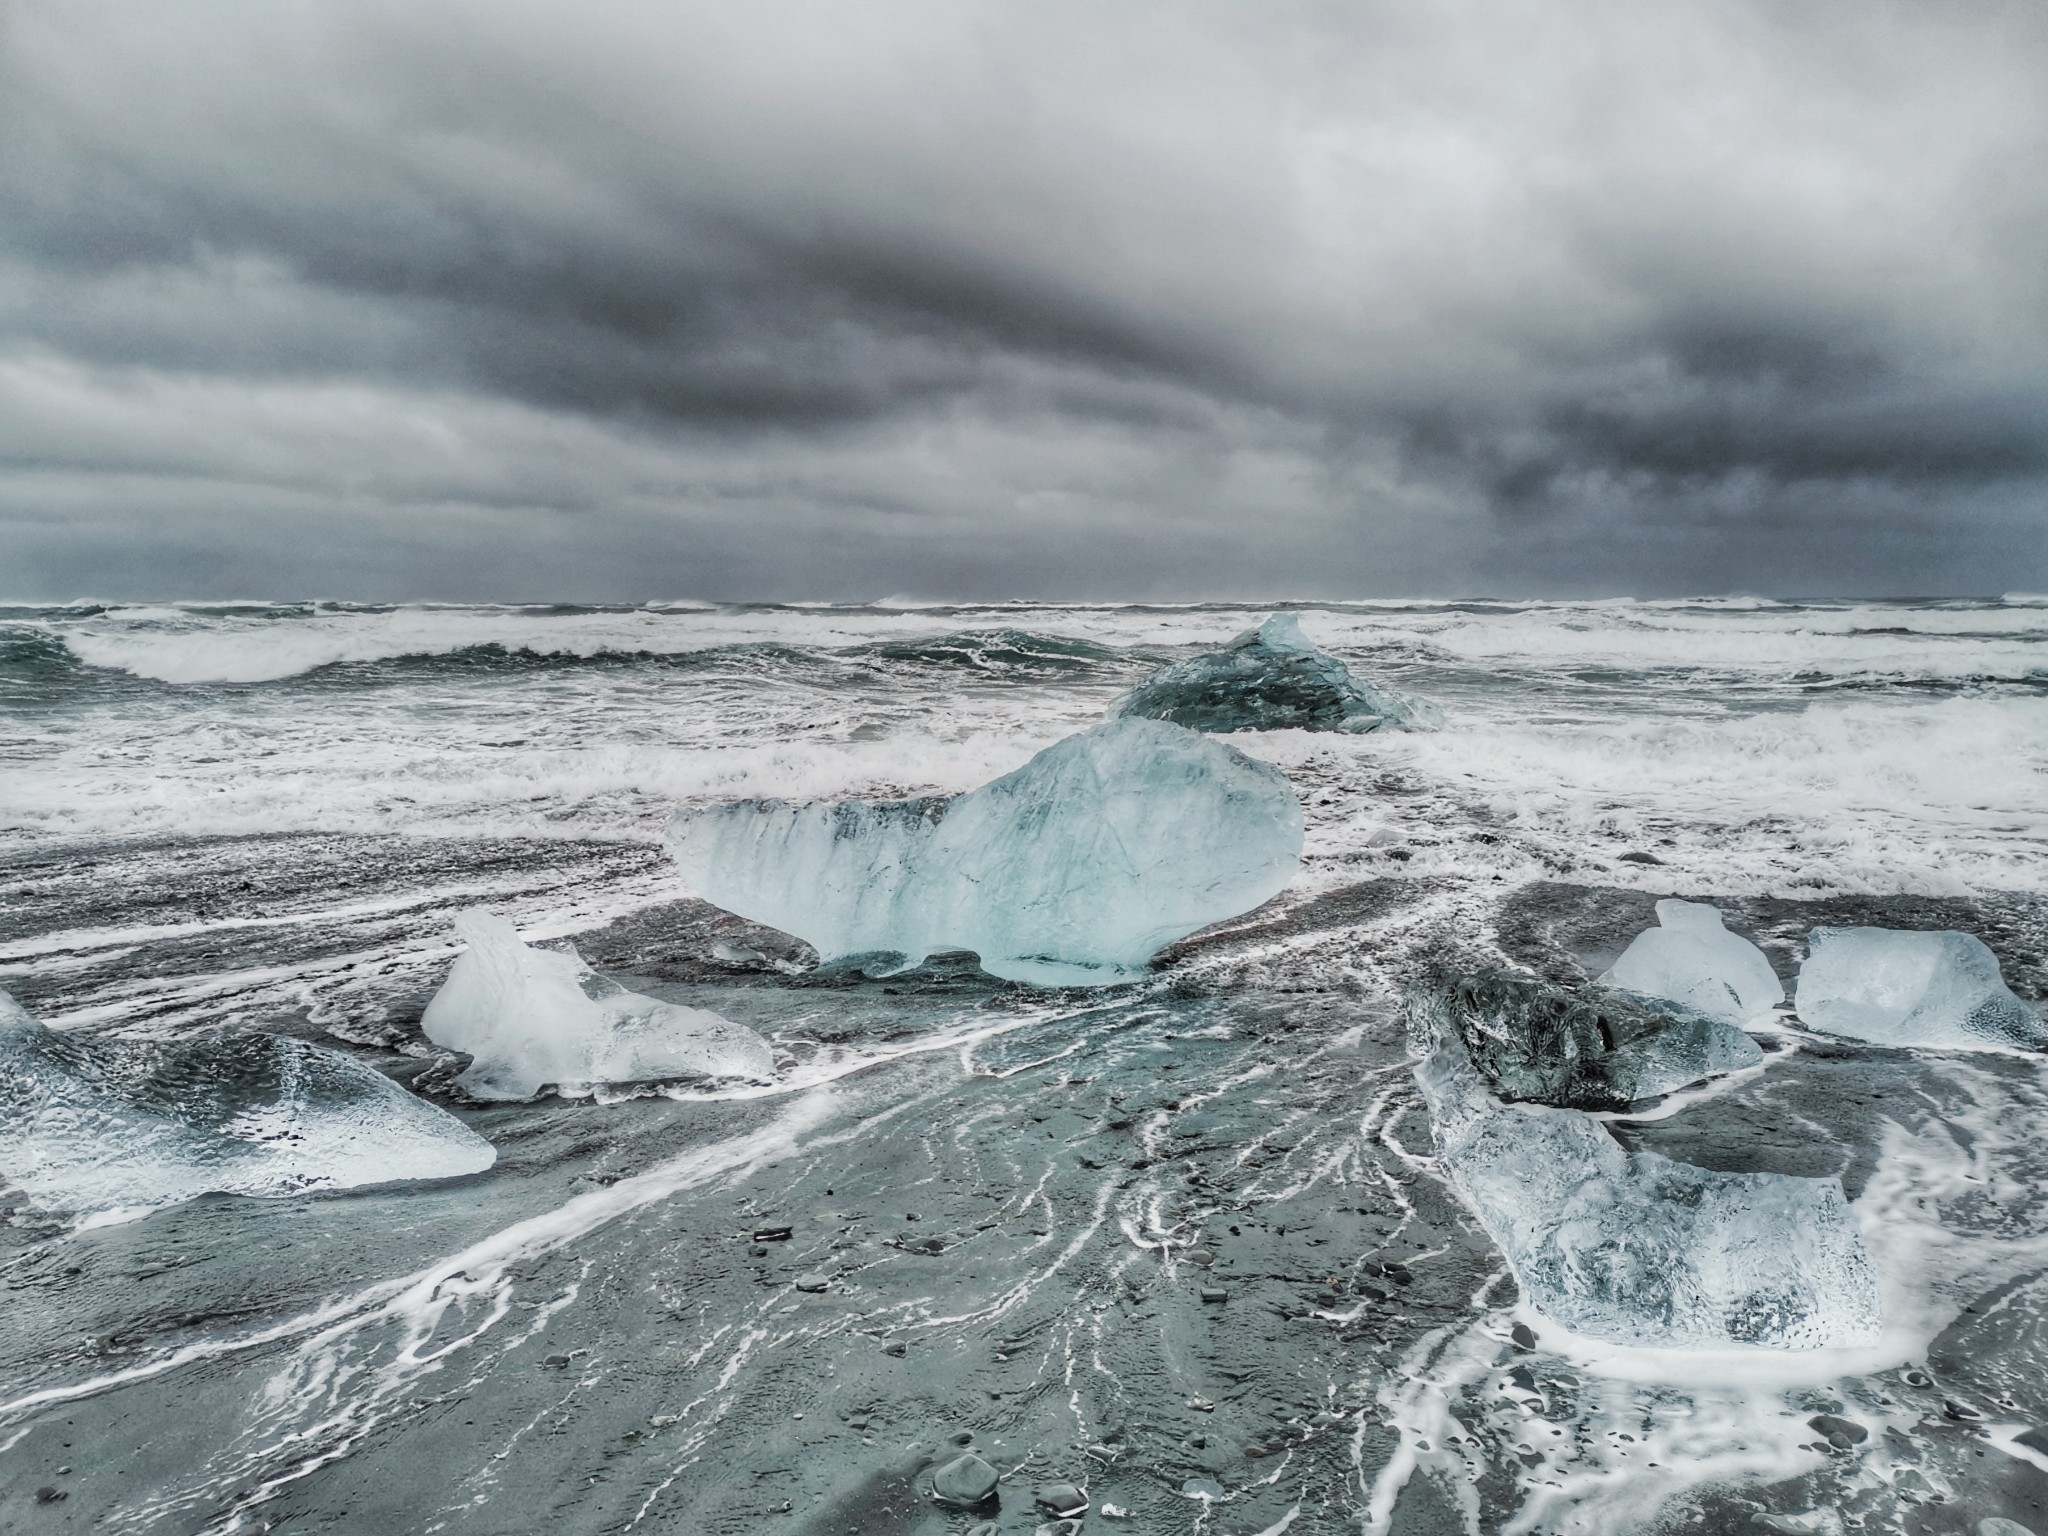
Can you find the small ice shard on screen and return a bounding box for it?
[1595,899,1785,1025]
[1109,613,1442,734]
[1794,926,2044,1052]
[1405,968,1763,1111]
[422,912,776,1099]
[1413,1026,1880,1349]
[666,717,1304,985]
[0,987,492,1220]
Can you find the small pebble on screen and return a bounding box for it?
[1036,1522,1084,1536]
[882,1341,907,1357]
[1807,1413,1867,1448]
[1035,1480,1088,1517]
[540,1353,571,1369]
[1186,1246,1215,1268]
[1201,1287,1228,1304]
[794,1273,830,1293]
[931,1452,1000,1508]
[1510,1322,1537,1350]
[34,1487,66,1504]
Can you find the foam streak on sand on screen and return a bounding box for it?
[0,1100,833,1434]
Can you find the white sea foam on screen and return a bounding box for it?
[34,596,2047,686]
[6,601,2044,905]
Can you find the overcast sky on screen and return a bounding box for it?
[3,0,2044,600]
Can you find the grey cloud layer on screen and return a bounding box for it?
[2,0,2044,598]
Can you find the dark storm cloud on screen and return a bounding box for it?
[0,0,2044,598]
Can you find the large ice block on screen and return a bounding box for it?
[1794,926,2043,1052]
[1109,613,1441,734]
[422,912,776,1099]
[665,717,1305,985]
[1414,1028,1880,1349]
[0,987,493,1220]
[1595,899,1785,1025]
[1405,967,1763,1111]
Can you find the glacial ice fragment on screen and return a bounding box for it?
[1413,1027,1880,1349]
[1794,926,2043,1052]
[0,987,493,1219]
[1109,613,1441,734]
[665,717,1305,985]
[1405,967,1763,1111]
[1595,899,1785,1025]
[422,911,776,1099]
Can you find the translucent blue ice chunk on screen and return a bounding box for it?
[1109,613,1442,734]
[665,717,1305,985]
[1794,926,2044,1052]
[1413,1026,1880,1349]
[1596,899,1785,1025]
[1405,967,1763,1111]
[0,987,494,1220]
[423,911,776,1099]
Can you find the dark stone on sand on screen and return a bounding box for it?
[1618,850,1665,865]
[1201,1287,1228,1303]
[882,1341,908,1357]
[931,1451,1000,1508]
[795,1272,830,1293]
[1808,1413,1867,1447]
[752,1225,793,1242]
[2017,1426,2048,1457]
[1943,1398,1984,1421]
[35,1487,66,1504]
[1186,1246,1215,1267]
[541,1353,571,1369]
[1035,1481,1088,1517]
[1510,1322,1537,1350]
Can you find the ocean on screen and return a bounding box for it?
[2,596,2046,1534]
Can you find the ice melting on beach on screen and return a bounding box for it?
[422,912,776,1099]
[1413,1028,1880,1349]
[1794,926,2044,1052]
[1406,967,1763,1111]
[0,987,493,1220]
[1109,613,1441,734]
[665,717,1305,984]
[1596,899,1785,1025]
